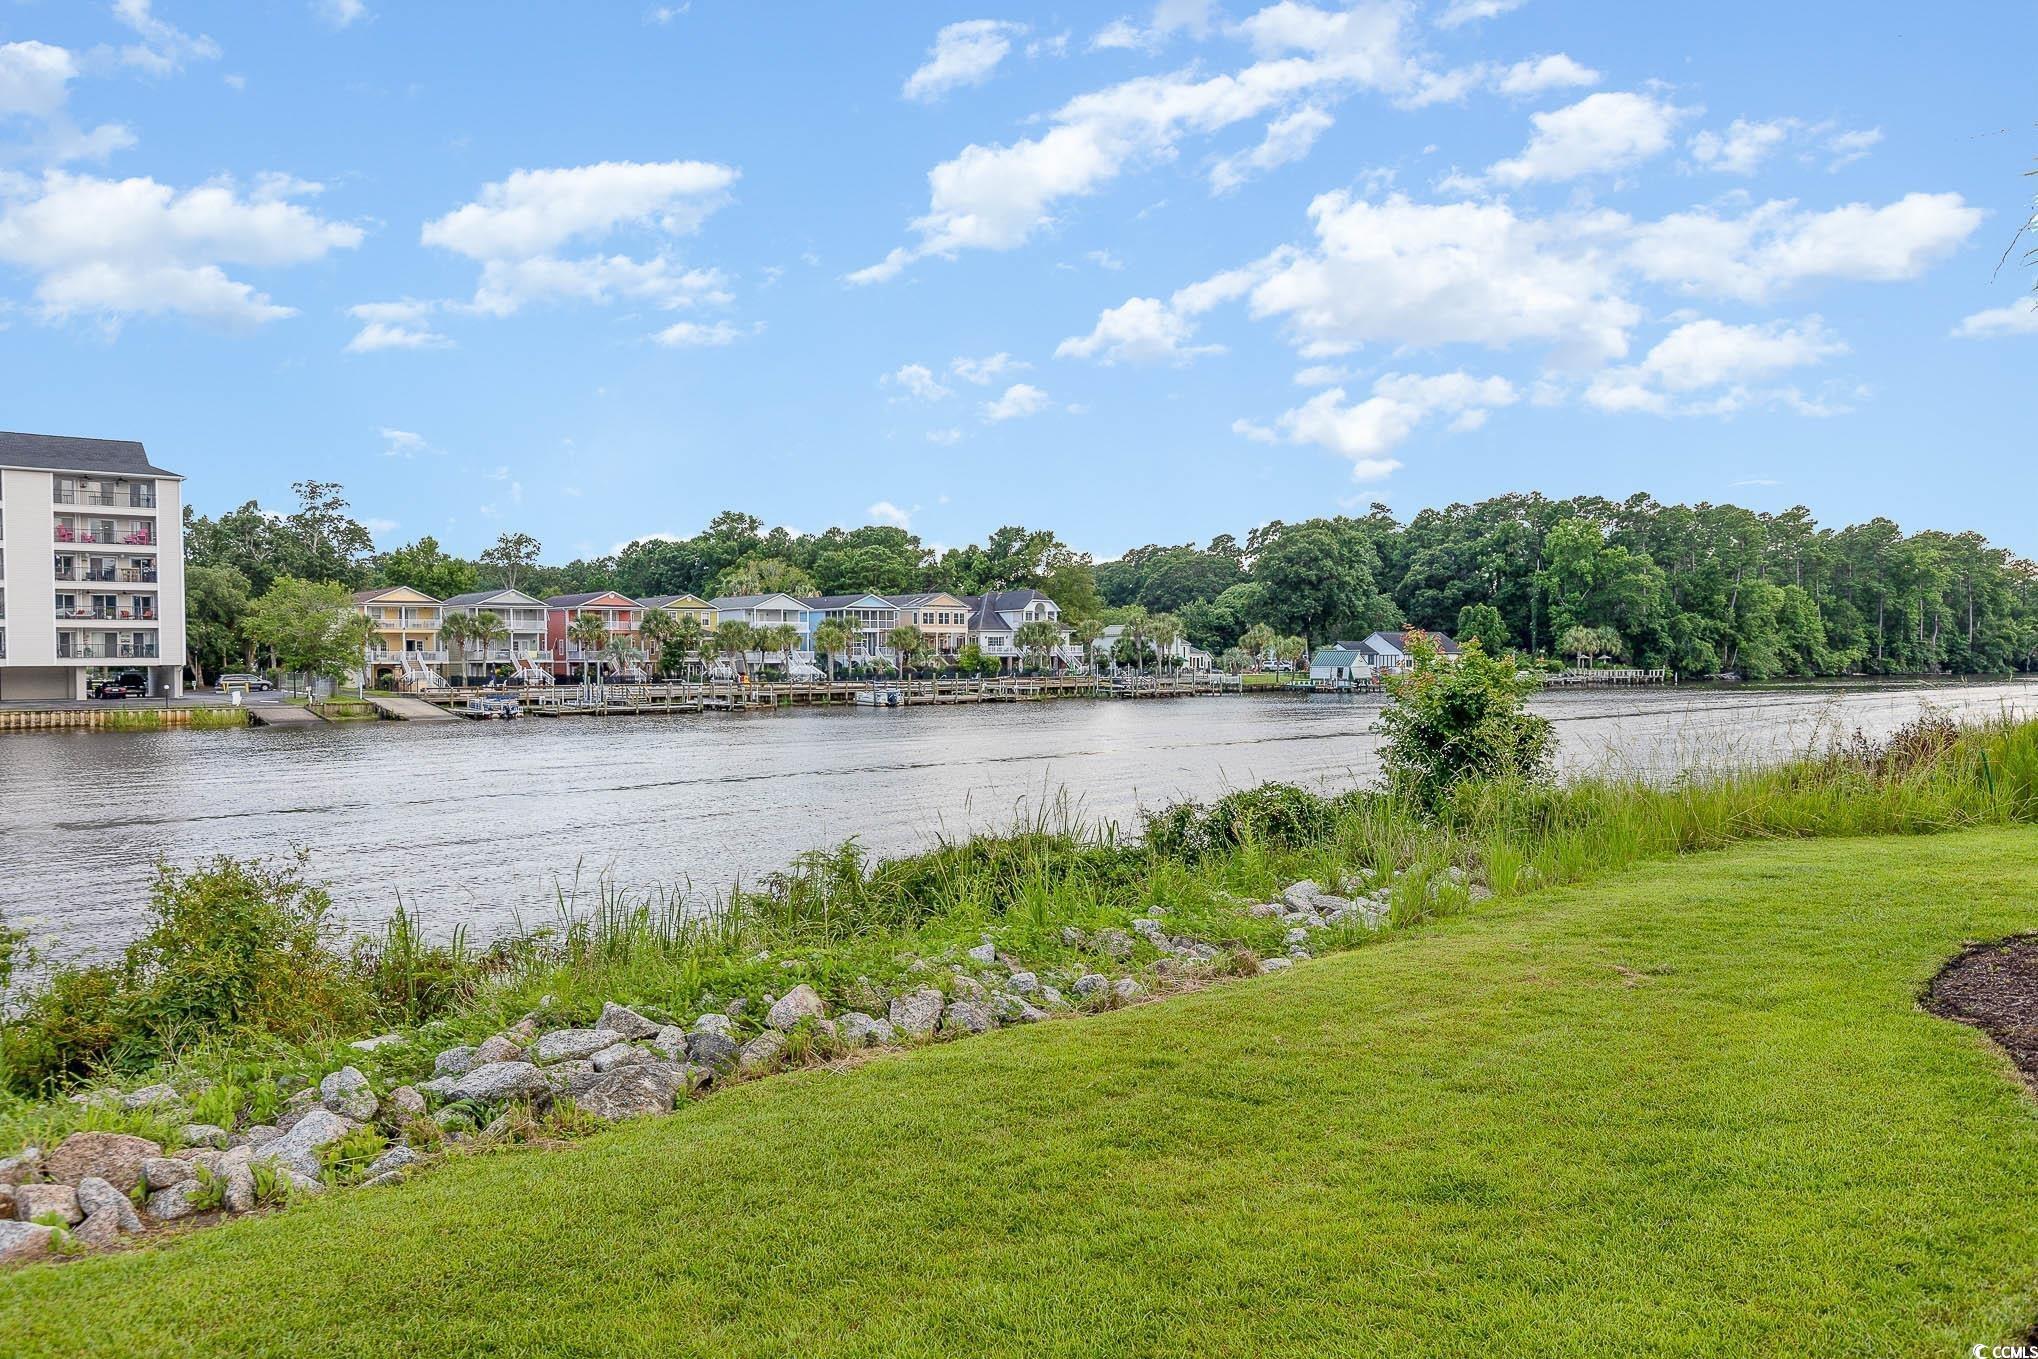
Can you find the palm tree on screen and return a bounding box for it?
[470,610,507,681]
[436,613,472,683]
[1148,613,1184,673]
[1122,615,1153,677]
[638,608,678,677]
[763,623,801,677]
[889,623,925,679]
[1070,617,1104,673]
[568,612,609,682]
[811,619,854,682]
[671,614,706,681]
[1276,634,1308,673]
[714,620,756,680]
[1240,623,1279,670]
[1012,618,1061,674]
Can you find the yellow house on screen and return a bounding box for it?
[640,593,718,636]
[353,585,445,687]
[887,592,971,659]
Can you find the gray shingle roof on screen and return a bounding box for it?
[546,591,639,608]
[442,588,543,608]
[0,431,177,478]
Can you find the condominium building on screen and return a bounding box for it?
[887,592,971,660]
[546,591,646,680]
[0,431,185,700]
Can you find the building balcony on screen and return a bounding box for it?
[54,490,157,509]
[365,648,448,664]
[57,640,160,660]
[52,527,157,546]
[54,606,159,623]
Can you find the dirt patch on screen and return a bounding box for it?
[1926,935,2038,1091]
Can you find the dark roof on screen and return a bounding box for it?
[0,431,178,478]
[545,591,639,608]
[710,594,806,609]
[962,588,1052,630]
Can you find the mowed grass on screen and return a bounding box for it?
[8,830,2038,1358]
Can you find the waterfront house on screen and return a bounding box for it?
[639,593,718,634]
[1091,624,1213,674]
[1353,630,1459,672]
[1308,644,1370,683]
[546,591,645,680]
[962,589,1079,671]
[709,593,817,674]
[354,586,446,687]
[803,593,898,664]
[0,430,185,700]
[886,592,971,662]
[442,588,553,683]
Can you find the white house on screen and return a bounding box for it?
[1308,644,1370,683]
[1091,624,1212,673]
[0,431,186,700]
[442,587,553,683]
[964,589,1080,670]
[1353,631,1460,672]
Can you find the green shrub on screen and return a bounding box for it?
[1142,784,1347,861]
[319,1126,389,1185]
[1377,633,1555,813]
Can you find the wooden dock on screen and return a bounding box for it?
[362,692,461,722]
[1539,667,1672,687]
[414,674,1225,719]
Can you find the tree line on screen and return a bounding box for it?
[181,484,2038,684]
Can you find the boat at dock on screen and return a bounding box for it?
[462,695,522,720]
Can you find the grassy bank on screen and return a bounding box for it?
[0,707,248,734]
[5,712,2038,1132]
[6,829,2038,1355]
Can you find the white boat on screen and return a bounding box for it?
[855,687,903,708]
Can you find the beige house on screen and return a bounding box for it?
[354,585,445,687]
[887,592,971,660]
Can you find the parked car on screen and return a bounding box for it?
[90,670,148,699]
[217,673,275,691]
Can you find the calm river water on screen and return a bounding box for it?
[4,679,2034,959]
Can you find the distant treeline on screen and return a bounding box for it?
[183,486,2038,680]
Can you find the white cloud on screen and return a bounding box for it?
[1255,371,1518,479]
[379,427,434,458]
[981,382,1052,420]
[903,20,1026,102]
[1293,363,1349,385]
[1234,190,1641,364]
[652,319,747,347]
[1209,105,1335,194]
[1688,118,1790,175]
[926,427,964,445]
[853,0,1435,281]
[1090,0,1219,52]
[885,363,952,400]
[113,0,222,76]
[313,0,369,28]
[646,4,689,22]
[866,500,913,528]
[1584,316,1846,414]
[0,40,75,119]
[1825,126,1882,171]
[1435,0,1527,27]
[1483,91,1692,186]
[0,170,362,328]
[1086,248,1126,270]
[1056,295,1223,363]
[1952,303,2038,340]
[1626,192,1983,301]
[345,299,450,352]
[422,160,739,316]
[950,351,1030,384]
[1492,53,1599,97]
[362,517,398,538]
[0,41,136,165]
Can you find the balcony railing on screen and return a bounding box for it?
[53,527,156,546]
[54,490,156,508]
[364,648,448,664]
[58,642,159,660]
[54,607,159,622]
[55,566,159,584]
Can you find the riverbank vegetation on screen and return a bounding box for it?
[5,702,2037,1119]
[7,828,2038,1354]
[182,482,2038,686]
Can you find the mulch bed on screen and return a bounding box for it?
[1926,934,2038,1089]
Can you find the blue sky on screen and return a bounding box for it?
[0,1,2032,560]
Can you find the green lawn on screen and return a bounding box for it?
[8,830,2038,1357]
